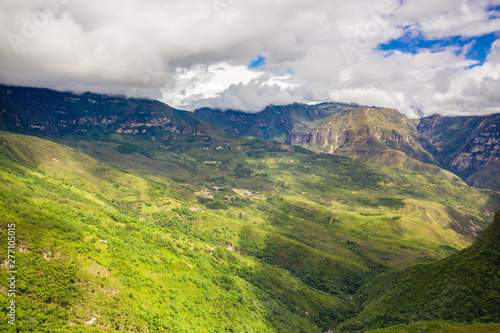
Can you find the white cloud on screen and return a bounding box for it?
[390,0,500,37]
[187,74,299,112]
[0,0,500,116]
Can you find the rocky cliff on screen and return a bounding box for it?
[195,102,350,142]
[290,107,436,163]
[418,113,500,190]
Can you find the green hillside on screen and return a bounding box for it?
[366,321,500,333]
[0,131,349,332]
[0,87,499,332]
[0,128,498,332]
[341,210,500,332]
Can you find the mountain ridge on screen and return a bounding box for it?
[0,84,228,141]
[287,106,435,161]
[194,102,350,141]
[3,84,500,190]
[196,104,467,184]
[196,104,500,191]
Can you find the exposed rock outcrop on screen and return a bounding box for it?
[418,113,500,190]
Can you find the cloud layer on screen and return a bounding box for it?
[1,0,500,116]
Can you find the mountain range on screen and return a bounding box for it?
[0,84,499,332]
[195,104,500,191]
[0,85,223,140]
[2,84,498,192]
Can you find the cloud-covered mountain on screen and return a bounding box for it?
[2,84,499,190]
[0,84,227,141]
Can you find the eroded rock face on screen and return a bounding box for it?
[418,114,500,176]
[284,107,435,165]
[418,113,500,190]
[453,122,500,174]
[287,130,351,148]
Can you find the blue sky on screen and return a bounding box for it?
[375,3,500,68]
[248,55,266,69]
[487,4,500,17]
[378,30,498,66]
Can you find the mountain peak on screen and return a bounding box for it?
[291,106,437,164]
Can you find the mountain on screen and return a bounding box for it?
[195,104,432,161]
[340,209,500,332]
[196,105,463,180]
[0,129,480,333]
[287,106,436,164]
[0,84,227,141]
[197,104,500,191]
[418,114,500,191]
[194,102,350,142]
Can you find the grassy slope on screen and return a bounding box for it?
[341,211,500,332]
[0,131,351,332]
[0,130,498,332]
[466,160,500,191]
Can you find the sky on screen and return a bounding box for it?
[1,0,500,117]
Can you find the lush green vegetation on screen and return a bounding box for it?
[339,211,500,332]
[366,321,500,333]
[0,128,498,332]
[0,132,345,332]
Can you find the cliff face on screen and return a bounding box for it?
[449,120,500,175]
[418,113,500,190]
[197,104,456,177]
[195,102,349,142]
[287,107,436,165]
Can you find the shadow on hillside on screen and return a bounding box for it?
[235,227,361,331]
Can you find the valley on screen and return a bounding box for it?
[0,85,499,332]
